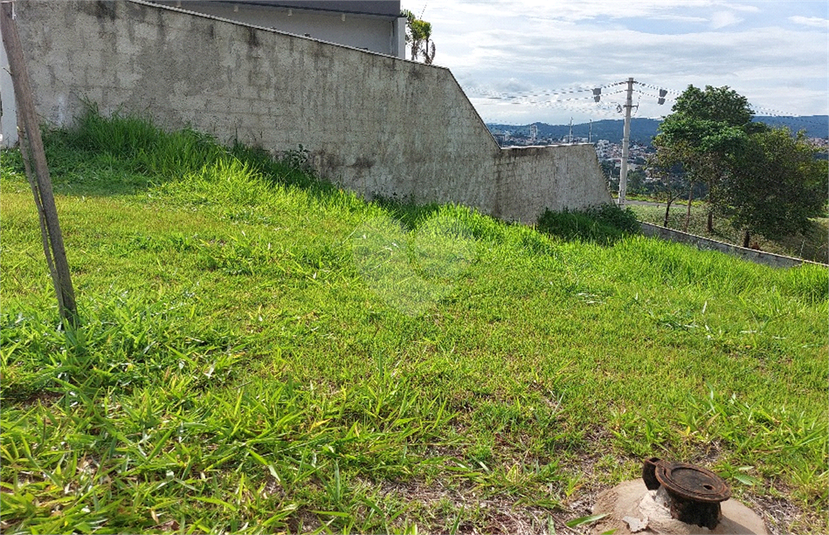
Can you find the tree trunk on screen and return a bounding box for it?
[684,186,693,232]
[742,230,751,248]
[707,209,714,233]
[663,198,673,227]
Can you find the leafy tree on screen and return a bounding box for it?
[626,170,646,195]
[654,85,757,232]
[721,127,828,247]
[647,153,692,228]
[402,9,436,64]
[655,85,828,248]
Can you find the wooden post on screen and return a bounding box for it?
[1,1,78,326]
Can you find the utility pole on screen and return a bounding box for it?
[618,77,634,207]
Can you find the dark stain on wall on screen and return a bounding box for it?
[312,42,333,61]
[312,150,344,176]
[350,157,375,170]
[247,27,260,48]
[95,1,117,21]
[408,67,425,81]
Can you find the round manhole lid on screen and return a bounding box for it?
[655,462,731,503]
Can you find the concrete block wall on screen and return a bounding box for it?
[494,144,608,219]
[8,0,612,222]
[639,222,825,268]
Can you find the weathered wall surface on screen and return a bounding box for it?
[9,0,611,222]
[495,144,609,219]
[639,222,825,268]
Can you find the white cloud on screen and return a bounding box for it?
[443,0,735,24]
[727,3,761,13]
[649,14,709,23]
[710,11,743,29]
[406,1,829,124]
[789,16,829,28]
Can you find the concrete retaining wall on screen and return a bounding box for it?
[6,0,611,222]
[640,222,826,269]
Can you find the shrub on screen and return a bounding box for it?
[537,203,640,245]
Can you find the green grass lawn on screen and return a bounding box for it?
[628,200,829,265]
[2,113,827,534]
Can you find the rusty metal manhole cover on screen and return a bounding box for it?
[656,462,731,503]
[642,457,732,529]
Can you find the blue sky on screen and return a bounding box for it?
[400,0,829,125]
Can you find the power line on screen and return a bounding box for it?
[633,89,676,104]
[467,86,593,102]
[467,79,826,126]
[470,80,673,114]
[636,81,682,95]
[750,107,828,126]
[469,89,625,107]
[464,81,628,103]
[633,81,825,123]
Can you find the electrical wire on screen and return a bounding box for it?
[467,79,826,127]
[466,86,594,102]
[751,106,827,125]
[636,80,823,123]
[633,89,676,104]
[469,88,624,105]
[465,81,629,103]
[636,81,682,95]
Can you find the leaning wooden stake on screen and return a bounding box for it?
[1,1,78,326]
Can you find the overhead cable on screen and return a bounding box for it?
[467,79,825,124]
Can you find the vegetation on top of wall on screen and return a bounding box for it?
[1,110,826,534]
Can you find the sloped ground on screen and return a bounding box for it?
[1,112,826,534]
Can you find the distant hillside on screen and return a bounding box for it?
[487,115,829,145]
[757,116,829,138]
[486,119,660,145]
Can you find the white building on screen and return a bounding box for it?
[0,26,15,147]
[156,1,405,57]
